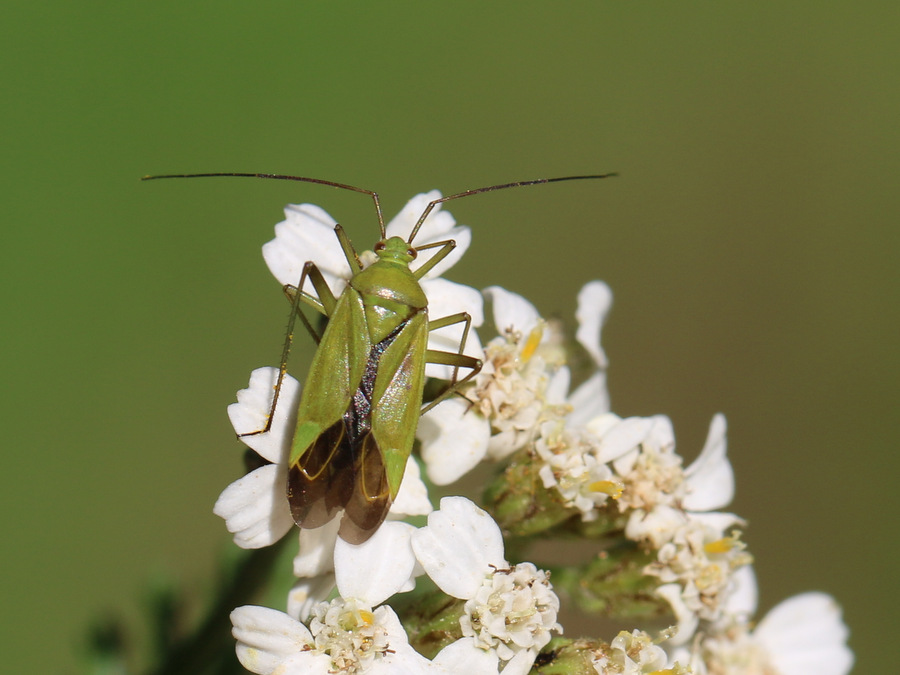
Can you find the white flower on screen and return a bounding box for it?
[418,281,612,486]
[591,629,672,674]
[231,600,439,675]
[753,593,853,675]
[669,567,853,675]
[574,413,748,645]
[260,191,484,380]
[650,522,751,644]
[240,533,451,673]
[535,418,623,519]
[332,521,419,608]
[212,367,298,549]
[411,497,561,673]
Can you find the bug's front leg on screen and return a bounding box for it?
[240,261,337,438]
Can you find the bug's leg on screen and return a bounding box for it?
[240,261,337,438]
[421,310,482,413]
[420,348,482,414]
[426,311,477,385]
[333,224,364,275]
[412,239,456,280]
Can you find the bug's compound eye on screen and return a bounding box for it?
[407,246,417,259]
[374,241,386,252]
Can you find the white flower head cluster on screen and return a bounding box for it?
[231,600,432,675]
[582,413,752,643]
[417,281,613,486]
[592,629,684,675]
[209,191,852,675]
[667,567,854,675]
[413,497,562,673]
[412,277,752,643]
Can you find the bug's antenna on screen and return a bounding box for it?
[408,173,617,244]
[142,172,386,237]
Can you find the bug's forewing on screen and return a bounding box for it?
[288,290,370,527]
[370,312,429,498]
[290,290,370,466]
[338,313,428,544]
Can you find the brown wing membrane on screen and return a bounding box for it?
[287,421,355,529]
[338,432,392,544]
[288,421,392,544]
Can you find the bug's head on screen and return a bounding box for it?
[374,236,417,265]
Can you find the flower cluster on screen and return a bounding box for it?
[212,192,853,674]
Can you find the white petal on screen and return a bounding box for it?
[433,637,500,674]
[412,497,505,599]
[755,593,853,675]
[655,583,698,646]
[369,649,437,675]
[262,203,350,293]
[374,603,408,638]
[625,504,685,545]
[286,574,335,622]
[566,371,610,428]
[686,510,745,536]
[545,366,571,405]
[599,416,656,464]
[231,605,314,675]
[414,224,471,280]
[426,279,485,328]
[390,457,434,517]
[722,564,758,620]
[500,648,539,675]
[293,519,339,577]
[418,398,491,485]
[584,412,620,439]
[214,464,293,549]
[483,286,540,337]
[420,224,471,280]
[335,522,418,607]
[228,367,300,465]
[683,414,734,511]
[385,191,470,279]
[422,278,485,380]
[368,605,438,674]
[271,652,333,675]
[645,415,676,451]
[574,280,612,368]
[385,190,443,240]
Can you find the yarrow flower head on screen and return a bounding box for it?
[667,567,853,675]
[231,601,436,675]
[417,281,613,486]
[592,629,687,674]
[412,497,561,674]
[197,189,853,675]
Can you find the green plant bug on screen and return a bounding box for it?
[143,172,615,543]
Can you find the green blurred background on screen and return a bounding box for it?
[2,2,896,672]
